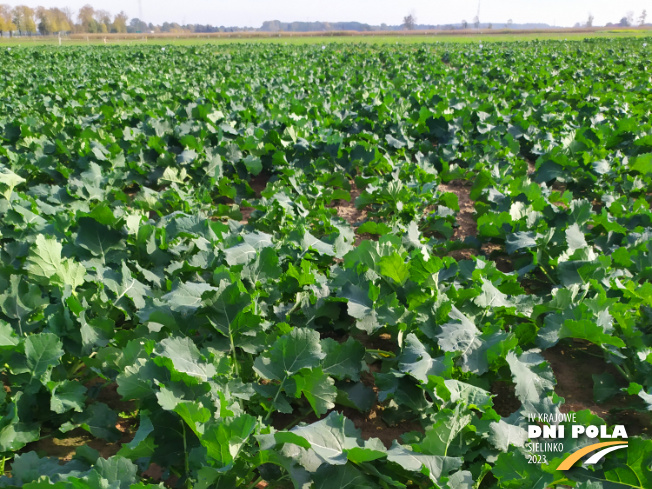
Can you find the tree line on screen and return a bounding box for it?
[0,4,251,37]
[0,4,128,36]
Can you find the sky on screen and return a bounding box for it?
[8,0,651,28]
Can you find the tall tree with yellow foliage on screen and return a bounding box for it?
[0,4,17,36]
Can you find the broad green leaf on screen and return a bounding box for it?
[473,279,512,309]
[445,471,474,489]
[322,337,366,381]
[78,402,120,442]
[75,217,124,259]
[25,333,63,383]
[336,381,376,412]
[279,412,372,472]
[154,336,217,382]
[302,230,336,257]
[488,418,528,452]
[242,247,282,284]
[417,405,472,456]
[253,328,325,381]
[399,333,449,383]
[565,223,588,252]
[290,368,337,416]
[161,281,216,314]
[0,320,19,346]
[119,410,155,456]
[387,442,462,482]
[201,414,257,466]
[505,351,555,406]
[378,253,409,285]
[49,380,87,414]
[0,275,48,335]
[493,450,555,489]
[108,262,149,311]
[630,153,652,174]
[91,456,139,489]
[174,401,212,437]
[224,242,257,266]
[431,379,493,411]
[26,235,85,290]
[506,231,537,254]
[7,452,63,485]
[436,308,488,374]
[313,463,374,488]
[559,319,626,348]
[0,399,40,452]
[0,164,25,199]
[243,154,263,175]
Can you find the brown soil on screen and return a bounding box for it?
[446,249,475,261]
[141,463,179,487]
[28,426,133,462]
[543,342,613,417]
[331,180,376,245]
[26,382,138,462]
[94,382,137,415]
[438,180,476,241]
[123,184,140,199]
[439,179,479,261]
[355,332,395,354]
[334,181,367,225]
[249,171,271,198]
[491,380,521,417]
[481,243,513,273]
[239,206,255,224]
[542,341,651,436]
[345,333,422,447]
[526,160,536,175]
[341,404,423,448]
[239,171,271,224]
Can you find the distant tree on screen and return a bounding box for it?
[639,10,647,26]
[473,16,479,29]
[36,7,64,34]
[128,17,148,33]
[78,4,97,32]
[61,7,73,29]
[402,14,416,30]
[626,11,634,26]
[506,19,513,28]
[586,13,594,27]
[54,8,71,32]
[619,16,630,27]
[461,19,468,29]
[12,5,36,35]
[0,4,17,36]
[113,11,128,33]
[94,9,111,33]
[487,23,492,29]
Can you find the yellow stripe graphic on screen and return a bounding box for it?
[557,441,628,471]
